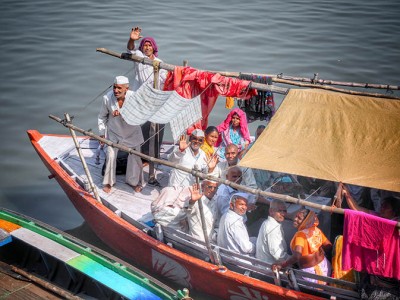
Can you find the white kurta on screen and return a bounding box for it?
[187,195,218,242]
[151,186,191,232]
[255,216,289,264]
[168,147,208,187]
[128,49,167,91]
[217,210,255,255]
[98,90,144,187]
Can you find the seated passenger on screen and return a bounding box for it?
[217,193,256,256]
[216,108,251,159]
[151,186,192,232]
[256,199,289,265]
[215,166,242,220]
[186,180,219,242]
[168,130,208,187]
[272,209,332,285]
[209,143,257,190]
[200,126,219,159]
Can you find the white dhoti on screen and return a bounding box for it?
[102,145,143,187]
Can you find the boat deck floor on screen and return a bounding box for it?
[41,135,174,224]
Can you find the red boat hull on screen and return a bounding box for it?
[28,130,323,300]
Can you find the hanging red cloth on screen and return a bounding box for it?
[163,66,257,131]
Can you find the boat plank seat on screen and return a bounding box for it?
[11,228,80,262]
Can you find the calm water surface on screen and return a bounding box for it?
[0,0,399,296]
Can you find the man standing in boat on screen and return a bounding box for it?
[98,76,144,193]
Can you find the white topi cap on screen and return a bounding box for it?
[191,129,205,138]
[114,76,129,85]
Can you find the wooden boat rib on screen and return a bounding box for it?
[0,207,187,300]
[27,129,361,300]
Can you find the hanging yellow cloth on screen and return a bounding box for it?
[331,235,356,287]
[225,97,235,109]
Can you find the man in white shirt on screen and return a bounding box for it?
[168,130,208,187]
[256,199,289,264]
[187,180,219,242]
[98,76,144,193]
[217,193,256,256]
[209,144,257,189]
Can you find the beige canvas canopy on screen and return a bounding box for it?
[239,89,400,192]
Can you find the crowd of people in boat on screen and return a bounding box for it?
[97,25,400,299]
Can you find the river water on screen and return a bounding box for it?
[0,0,399,296]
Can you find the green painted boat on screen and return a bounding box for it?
[0,208,189,300]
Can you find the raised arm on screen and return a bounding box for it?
[127,26,143,51]
[341,183,369,213]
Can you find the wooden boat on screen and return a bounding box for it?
[0,207,188,300]
[25,48,399,299]
[27,127,362,300]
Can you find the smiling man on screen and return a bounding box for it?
[98,76,144,194]
[256,199,289,264]
[168,129,208,187]
[217,193,256,256]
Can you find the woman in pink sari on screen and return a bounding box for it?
[216,108,251,159]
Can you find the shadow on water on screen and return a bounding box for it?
[66,222,219,300]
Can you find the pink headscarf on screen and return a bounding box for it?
[216,108,251,146]
[139,37,158,57]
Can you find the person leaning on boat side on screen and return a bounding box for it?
[217,193,256,256]
[98,76,144,194]
[272,209,332,285]
[255,199,289,265]
[186,180,219,242]
[126,26,167,168]
[167,130,209,187]
[208,143,257,190]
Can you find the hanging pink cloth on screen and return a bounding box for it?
[163,66,257,130]
[216,108,251,146]
[342,209,400,280]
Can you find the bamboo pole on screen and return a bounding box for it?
[96,47,399,100]
[65,113,101,203]
[194,168,216,265]
[95,48,288,95]
[49,114,400,229]
[215,71,400,91]
[9,264,83,300]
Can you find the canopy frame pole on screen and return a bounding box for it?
[193,167,218,265]
[96,47,400,100]
[64,113,102,203]
[49,114,400,229]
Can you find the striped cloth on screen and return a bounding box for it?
[121,83,202,142]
